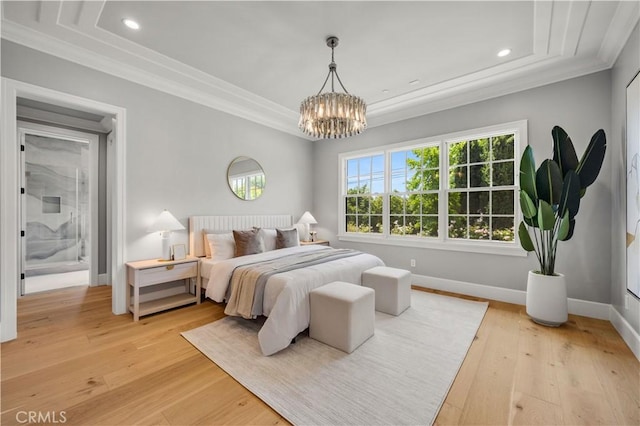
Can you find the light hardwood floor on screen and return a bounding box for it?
[1,285,638,425]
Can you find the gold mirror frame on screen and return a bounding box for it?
[227,156,266,201]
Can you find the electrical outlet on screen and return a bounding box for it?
[410,259,416,268]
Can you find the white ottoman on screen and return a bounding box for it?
[309,282,375,353]
[362,266,412,315]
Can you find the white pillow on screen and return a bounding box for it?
[260,228,277,251]
[202,229,231,257]
[206,232,236,261]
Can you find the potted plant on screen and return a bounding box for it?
[518,126,606,326]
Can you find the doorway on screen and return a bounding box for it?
[19,121,99,294]
[2,77,127,342]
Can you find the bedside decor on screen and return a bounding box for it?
[172,244,186,261]
[297,211,317,242]
[518,126,606,325]
[147,210,185,261]
[299,36,367,139]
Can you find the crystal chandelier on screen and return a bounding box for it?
[299,36,367,139]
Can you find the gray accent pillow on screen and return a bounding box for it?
[276,228,300,249]
[233,228,265,257]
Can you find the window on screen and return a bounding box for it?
[345,154,384,233]
[446,134,515,241]
[339,121,526,255]
[389,145,440,237]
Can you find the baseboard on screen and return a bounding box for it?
[411,274,610,320]
[609,306,640,361]
[98,273,109,285]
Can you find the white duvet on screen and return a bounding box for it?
[204,245,384,355]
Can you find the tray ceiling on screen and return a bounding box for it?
[2,1,639,139]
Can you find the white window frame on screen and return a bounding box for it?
[338,120,528,256]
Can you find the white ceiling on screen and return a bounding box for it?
[2,1,639,140]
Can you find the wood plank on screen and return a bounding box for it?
[62,354,216,425]
[457,305,520,425]
[508,391,564,425]
[513,320,561,404]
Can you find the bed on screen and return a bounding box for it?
[189,215,384,355]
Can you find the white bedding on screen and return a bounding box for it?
[203,245,384,355]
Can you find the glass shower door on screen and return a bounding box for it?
[22,130,92,294]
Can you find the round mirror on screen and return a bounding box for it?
[227,156,266,200]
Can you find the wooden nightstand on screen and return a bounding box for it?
[126,257,200,321]
[300,240,330,246]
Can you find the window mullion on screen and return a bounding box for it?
[383,150,390,238]
[440,140,447,242]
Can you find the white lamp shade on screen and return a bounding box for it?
[147,210,185,233]
[297,211,318,225]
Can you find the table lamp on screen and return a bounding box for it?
[297,211,317,242]
[147,210,185,261]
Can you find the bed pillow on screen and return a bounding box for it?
[276,228,300,249]
[233,228,265,257]
[256,228,277,251]
[203,230,212,258]
[202,229,230,258]
[206,232,236,261]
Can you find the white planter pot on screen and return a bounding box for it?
[525,270,568,326]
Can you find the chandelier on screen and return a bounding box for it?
[299,36,367,139]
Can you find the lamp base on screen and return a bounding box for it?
[303,223,311,242]
[159,231,172,261]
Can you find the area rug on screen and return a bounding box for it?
[182,290,488,425]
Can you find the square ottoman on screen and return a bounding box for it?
[362,266,411,315]
[309,281,375,353]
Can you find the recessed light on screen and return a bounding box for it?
[382,89,390,94]
[122,18,140,30]
[409,79,420,85]
[497,48,511,57]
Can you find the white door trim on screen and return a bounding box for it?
[1,78,127,342]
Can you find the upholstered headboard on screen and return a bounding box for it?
[189,215,293,257]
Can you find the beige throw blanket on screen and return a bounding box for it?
[224,248,359,319]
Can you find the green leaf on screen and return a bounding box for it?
[565,219,576,241]
[552,126,579,176]
[537,200,556,231]
[518,221,535,251]
[558,170,581,220]
[523,215,535,227]
[558,212,571,240]
[576,129,606,190]
[519,190,537,219]
[519,146,537,202]
[535,159,563,205]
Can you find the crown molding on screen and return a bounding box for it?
[598,1,640,67]
[367,56,610,129]
[1,19,305,138]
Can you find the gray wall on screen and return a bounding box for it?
[312,71,612,303]
[2,40,313,263]
[611,23,640,333]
